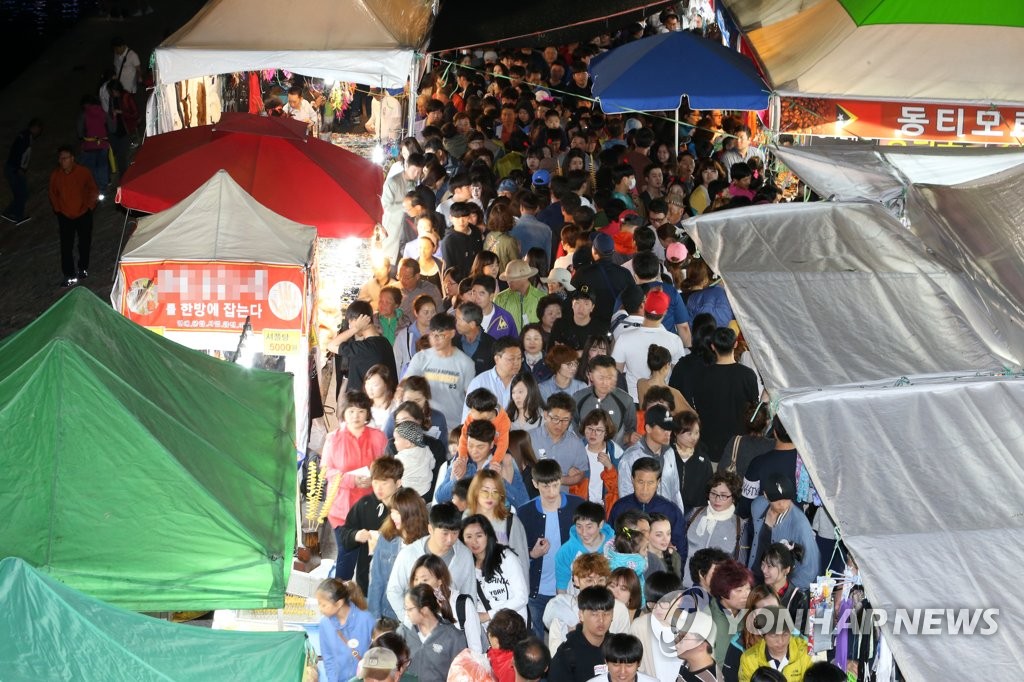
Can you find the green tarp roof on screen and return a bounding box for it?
[0,289,296,610]
[837,0,1024,27]
[0,557,306,680]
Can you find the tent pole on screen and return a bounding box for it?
[407,53,421,138]
[674,108,680,157]
[112,209,132,282]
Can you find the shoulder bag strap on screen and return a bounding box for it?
[726,436,742,474]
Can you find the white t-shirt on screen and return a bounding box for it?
[611,325,686,401]
[284,97,315,124]
[113,48,141,94]
[585,446,605,503]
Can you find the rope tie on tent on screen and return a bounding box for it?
[429,56,740,141]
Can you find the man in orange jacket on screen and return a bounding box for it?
[48,145,98,287]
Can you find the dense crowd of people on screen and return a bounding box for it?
[294,7,859,682]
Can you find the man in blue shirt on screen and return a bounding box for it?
[517,459,583,638]
[510,191,552,262]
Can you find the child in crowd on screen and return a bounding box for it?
[316,578,375,682]
[392,421,435,497]
[544,553,631,654]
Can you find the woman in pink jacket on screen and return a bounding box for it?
[322,390,387,579]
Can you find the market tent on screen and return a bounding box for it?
[155,0,432,88]
[772,142,1024,204]
[0,557,306,681]
[720,0,1024,103]
[776,374,1024,680]
[117,113,383,239]
[115,169,317,266]
[684,201,1024,390]
[0,288,296,611]
[429,0,662,51]
[590,29,770,114]
[688,200,1024,678]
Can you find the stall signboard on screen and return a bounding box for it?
[780,97,1024,145]
[118,260,308,333]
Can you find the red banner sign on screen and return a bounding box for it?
[118,261,308,333]
[781,98,1024,145]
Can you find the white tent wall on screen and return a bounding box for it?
[771,143,1024,205]
[688,196,1024,678]
[777,375,1024,679]
[684,202,1023,390]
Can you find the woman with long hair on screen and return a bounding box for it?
[363,364,398,429]
[608,566,643,623]
[409,553,484,654]
[687,157,726,215]
[465,470,530,580]
[672,410,714,512]
[468,250,501,280]
[368,488,429,620]
[383,375,447,441]
[482,203,521,274]
[759,542,809,633]
[460,514,529,622]
[505,430,540,500]
[401,584,469,682]
[507,370,544,432]
[575,334,610,383]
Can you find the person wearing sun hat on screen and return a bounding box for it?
[540,267,575,296]
[494,259,546,334]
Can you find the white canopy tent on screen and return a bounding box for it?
[154,0,432,89]
[113,170,318,452]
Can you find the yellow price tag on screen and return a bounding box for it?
[263,329,301,355]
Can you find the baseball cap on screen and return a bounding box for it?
[593,232,615,257]
[535,89,554,103]
[571,288,598,303]
[643,289,670,316]
[666,242,689,263]
[645,404,674,430]
[763,473,796,502]
[361,647,398,680]
[624,117,643,133]
[532,169,551,187]
[497,178,518,194]
[540,267,575,292]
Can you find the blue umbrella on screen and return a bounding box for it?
[590,30,770,113]
[590,30,770,151]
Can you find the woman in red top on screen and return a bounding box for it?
[323,391,387,578]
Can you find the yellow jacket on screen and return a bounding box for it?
[738,637,812,682]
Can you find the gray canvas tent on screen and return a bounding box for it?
[686,175,1024,677]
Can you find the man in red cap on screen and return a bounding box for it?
[611,288,687,403]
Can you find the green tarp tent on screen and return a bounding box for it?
[0,288,296,610]
[0,557,306,680]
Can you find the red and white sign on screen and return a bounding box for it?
[781,97,1024,145]
[117,260,308,333]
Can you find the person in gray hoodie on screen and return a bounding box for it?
[400,583,468,682]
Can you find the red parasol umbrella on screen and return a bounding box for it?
[116,113,383,239]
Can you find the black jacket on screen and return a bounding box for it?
[548,626,608,682]
[338,492,389,594]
